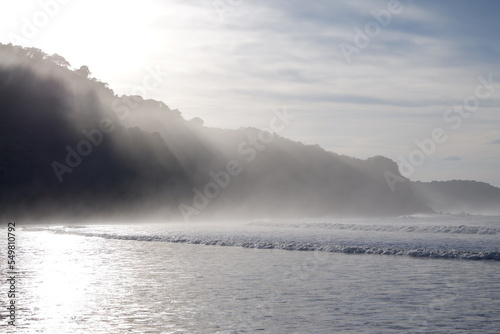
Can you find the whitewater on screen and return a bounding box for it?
[1,214,499,333]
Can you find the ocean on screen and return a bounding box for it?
[1,215,499,333]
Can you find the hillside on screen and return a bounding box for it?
[414,180,500,215]
[1,43,497,221]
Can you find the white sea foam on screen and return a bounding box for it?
[24,215,500,261]
[10,225,500,334]
[248,221,500,235]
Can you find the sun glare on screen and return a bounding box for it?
[33,1,163,76]
[23,231,99,332]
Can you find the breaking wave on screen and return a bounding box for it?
[27,223,500,261]
[248,221,500,235]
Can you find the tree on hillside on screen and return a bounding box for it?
[76,65,91,78]
[47,53,71,68]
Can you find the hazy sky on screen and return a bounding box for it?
[1,0,500,187]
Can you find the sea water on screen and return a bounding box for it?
[1,215,499,333]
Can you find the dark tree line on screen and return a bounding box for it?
[1,43,498,221]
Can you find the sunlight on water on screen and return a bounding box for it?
[2,218,500,333]
[17,232,101,333]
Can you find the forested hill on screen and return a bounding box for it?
[1,43,497,221]
[414,180,500,215]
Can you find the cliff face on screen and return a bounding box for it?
[4,43,497,220]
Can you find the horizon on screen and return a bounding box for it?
[1,3,500,331]
[1,0,500,188]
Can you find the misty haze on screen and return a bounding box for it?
[1,1,500,333]
[1,44,499,221]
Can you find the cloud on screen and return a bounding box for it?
[443,156,462,161]
[3,0,500,187]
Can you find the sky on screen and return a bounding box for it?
[1,0,500,187]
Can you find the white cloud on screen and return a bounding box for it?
[1,0,500,186]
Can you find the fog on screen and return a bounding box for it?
[1,43,499,223]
